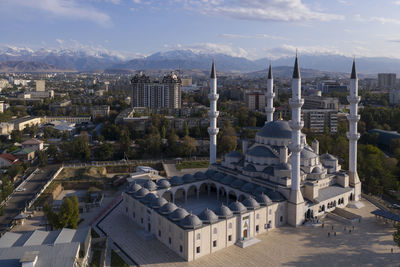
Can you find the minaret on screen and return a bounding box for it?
[347,59,361,201]
[266,64,275,123]
[208,61,219,164]
[288,54,305,226]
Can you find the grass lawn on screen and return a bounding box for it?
[111,250,129,267]
[176,160,209,170]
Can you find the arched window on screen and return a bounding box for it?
[228,223,232,229]
[213,228,218,234]
[196,233,201,240]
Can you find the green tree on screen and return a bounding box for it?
[394,223,400,248]
[11,130,23,143]
[0,176,14,201]
[37,150,48,167]
[184,122,190,137]
[180,136,197,157]
[218,121,237,155]
[44,196,80,229]
[95,143,114,160]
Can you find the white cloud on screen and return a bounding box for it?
[355,15,400,25]
[56,39,64,45]
[132,0,141,3]
[7,0,111,26]
[394,1,400,5]
[264,44,345,59]
[220,33,288,40]
[179,0,344,22]
[163,42,250,58]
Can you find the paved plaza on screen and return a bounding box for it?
[98,199,400,267]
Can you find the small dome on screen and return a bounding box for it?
[127,182,141,193]
[151,197,168,209]
[221,175,235,185]
[180,214,203,229]
[229,201,247,214]
[169,208,189,221]
[226,150,242,158]
[205,169,215,178]
[157,179,171,189]
[211,172,225,181]
[254,186,268,196]
[247,146,277,158]
[276,162,291,170]
[321,153,336,160]
[216,204,233,218]
[194,172,207,180]
[243,197,260,210]
[182,174,196,183]
[143,179,157,191]
[265,190,285,202]
[141,193,157,204]
[312,167,322,173]
[241,183,255,193]
[170,176,184,186]
[134,188,149,198]
[301,147,318,159]
[243,164,256,172]
[231,179,246,189]
[256,193,272,206]
[263,166,274,175]
[257,120,292,139]
[159,202,178,215]
[198,208,218,224]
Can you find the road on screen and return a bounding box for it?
[0,164,61,232]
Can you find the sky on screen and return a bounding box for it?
[1,0,400,60]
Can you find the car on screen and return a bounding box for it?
[15,188,26,192]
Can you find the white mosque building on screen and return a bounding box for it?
[122,57,362,261]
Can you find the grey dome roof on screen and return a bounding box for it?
[182,174,196,183]
[198,208,219,224]
[170,176,184,186]
[151,197,168,209]
[265,190,285,202]
[254,186,268,196]
[141,193,158,204]
[247,146,277,158]
[205,169,216,177]
[276,162,291,170]
[169,208,189,221]
[226,150,242,158]
[211,172,225,181]
[243,197,260,210]
[159,202,178,215]
[127,182,142,193]
[216,204,234,218]
[312,167,322,173]
[134,188,149,198]
[321,153,336,160]
[241,182,255,193]
[143,179,157,191]
[231,179,246,189]
[263,166,274,175]
[243,164,256,172]
[228,201,247,214]
[221,175,235,185]
[157,179,171,189]
[301,147,318,159]
[257,120,292,139]
[180,214,203,229]
[194,172,207,180]
[256,193,273,206]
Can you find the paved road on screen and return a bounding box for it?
[0,164,61,232]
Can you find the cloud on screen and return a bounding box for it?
[394,1,400,5]
[264,44,345,59]
[163,42,250,58]
[355,15,400,25]
[179,0,344,22]
[220,33,288,40]
[7,0,111,26]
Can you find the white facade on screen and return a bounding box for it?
[35,80,45,91]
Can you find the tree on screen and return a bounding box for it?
[44,195,80,229]
[69,133,91,160]
[180,136,196,157]
[37,150,48,167]
[394,223,400,248]
[0,176,14,201]
[218,121,237,155]
[184,122,190,137]
[11,130,23,143]
[95,143,114,160]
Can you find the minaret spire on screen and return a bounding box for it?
[208,61,219,164]
[288,53,305,226]
[347,58,361,202]
[266,63,275,123]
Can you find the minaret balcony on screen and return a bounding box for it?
[346,132,360,141]
[208,111,219,118]
[289,98,304,108]
[346,114,360,122]
[289,143,304,153]
[289,120,304,130]
[208,93,219,101]
[347,96,360,104]
[208,127,219,135]
[266,92,275,98]
[265,107,275,113]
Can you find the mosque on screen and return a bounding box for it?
[122,56,362,261]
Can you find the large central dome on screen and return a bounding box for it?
[257,120,292,139]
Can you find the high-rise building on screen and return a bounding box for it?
[318,80,347,94]
[35,80,45,91]
[245,90,265,111]
[378,73,396,89]
[131,72,181,109]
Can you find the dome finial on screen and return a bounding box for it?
[279,112,283,120]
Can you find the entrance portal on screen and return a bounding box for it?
[243,229,248,238]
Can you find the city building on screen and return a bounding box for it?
[131,72,182,109]
[122,58,362,262]
[244,90,266,112]
[389,89,400,105]
[9,117,41,131]
[22,138,44,151]
[35,80,45,91]
[90,105,110,118]
[0,153,21,168]
[318,80,347,94]
[378,73,396,89]
[303,96,339,110]
[0,227,91,267]
[302,109,338,133]
[0,79,9,90]
[0,122,14,136]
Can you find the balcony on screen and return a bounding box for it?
[208,111,219,118]
[289,98,304,108]
[347,96,361,104]
[208,93,219,101]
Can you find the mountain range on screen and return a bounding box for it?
[1,46,400,76]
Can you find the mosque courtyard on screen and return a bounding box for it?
[97,199,400,266]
